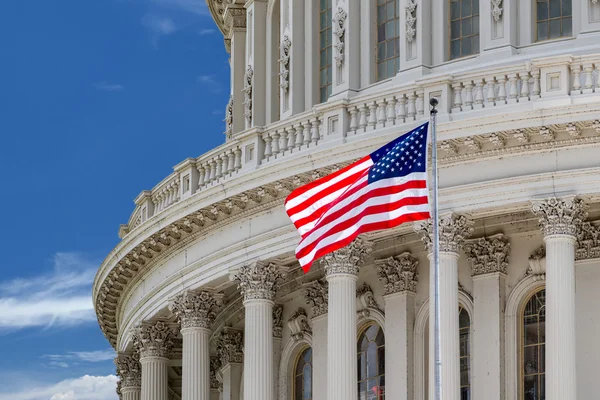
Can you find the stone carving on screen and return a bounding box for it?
[464,234,510,276]
[531,197,588,237]
[593,120,600,134]
[243,65,253,124]
[132,321,178,358]
[539,126,555,140]
[356,283,380,315]
[491,0,503,22]
[234,262,283,301]
[332,4,347,67]
[288,308,312,341]
[593,0,598,5]
[414,214,474,254]
[303,279,328,317]
[273,304,284,338]
[116,380,122,400]
[169,290,223,329]
[225,96,233,139]
[114,353,141,388]
[223,5,247,31]
[321,238,372,276]
[406,0,418,42]
[566,122,581,137]
[210,356,222,389]
[576,222,600,260]
[279,26,291,92]
[216,328,243,365]
[527,246,546,281]
[375,252,419,294]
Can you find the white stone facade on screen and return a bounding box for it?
[96,1,600,399]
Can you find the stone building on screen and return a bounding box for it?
[94,1,600,400]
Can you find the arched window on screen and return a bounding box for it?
[535,0,572,41]
[294,347,313,400]
[376,0,399,81]
[357,324,385,400]
[449,0,479,60]
[521,289,546,400]
[319,0,333,103]
[459,306,471,400]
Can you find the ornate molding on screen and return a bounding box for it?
[464,234,510,276]
[288,308,312,341]
[491,0,503,22]
[224,96,233,140]
[527,246,546,281]
[273,304,283,338]
[116,380,122,400]
[531,197,588,237]
[234,262,283,301]
[375,252,419,294]
[243,65,253,124]
[356,283,381,318]
[413,214,474,254]
[406,0,417,42]
[303,278,328,317]
[224,5,247,32]
[279,26,291,93]
[576,222,600,260]
[169,290,223,330]
[332,3,347,67]
[216,328,243,365]
[132,321,178,359]
[210,356,222,389]
[321,238,372,276]
[114,353,141,388]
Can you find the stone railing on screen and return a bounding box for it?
[120,53,600,238]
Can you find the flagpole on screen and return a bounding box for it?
[429,97,442,400]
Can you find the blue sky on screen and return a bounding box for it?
[0,1,228,398]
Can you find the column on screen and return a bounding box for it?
[224,5,246,135]
[322,239,371,400]
[532,197,588,400]
[115,353,142,400]
[132,321,177,400]
[303,278,329,400]
[234,262,283,400]
[245,0,268,128]
[331,0,360,97]
[414,214,473,400]
[169,291,222,400]
[375,252,419,400]
[217,328,244,400]
[464,234,510,400]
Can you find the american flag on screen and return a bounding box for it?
[285,122,432,273]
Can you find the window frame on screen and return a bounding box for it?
[519,288,546,400]
[375,0,400,82]
[319,0,333,104]
[357,322,386,400]
[448,0,480,60]
[293,346,313,400]
[534,0,573,42]
[458,306,471,399]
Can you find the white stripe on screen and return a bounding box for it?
[285,159,373,210]
[297,203,431,267]
[296,185,430,256]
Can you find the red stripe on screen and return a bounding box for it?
[296,193,430,260]
[301,211,431,272]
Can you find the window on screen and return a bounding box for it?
[522,289,546,400]
[535,0,572,41]
[294,347,313,400]
[357,324,385,400]
[449,0,479,59]
[459,307,471,400]
[319,0,333,103]
[376,0,399,81]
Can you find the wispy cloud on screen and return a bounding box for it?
[142,14,177,36]
[198,28,215,35]
[0,252,98,330]
[93,82,124,92]
[0,375,118,400]
[197,74,221,93]
[43,349,116,368]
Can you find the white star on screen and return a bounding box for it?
[418,153,422,157]
[418,163,422,166]
[395,162,400,166]
[401,157,405,160]
[391,168,395,172]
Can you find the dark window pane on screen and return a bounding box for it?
[378,25,385,42]
[378,62,386,80]
[462,18,472,36]
[378,43,386,61]
[378,5,386,23]
[451,1,461,19]
[472,0,479,14]
[537,1,549,21]
[461,0,471,17]
[387,1,395,18]
[386,20,395,38]
[451,20,460,39]
[549,0,561,18]
[563,17,572,36]
[461,36,472,56]
[473,35,480,53]
[320,12,327,29]
[296,375,303,400]
[386,40,395,59]
[387,59,395,79]
[537,21,548,40]
[549,18,561,38]
[524,346,538,374]
[562,0,572,16]
[320,0,326,11]
[523,375,537,400]
[378,346,385,374]
[539,344,545,373]
[473,15,479,34]
[451,39,460,59]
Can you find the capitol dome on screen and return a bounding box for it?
[96,1,600,400]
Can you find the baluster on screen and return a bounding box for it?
[416,90,425,117]
[464,81,474,110]
[303,121,311,146]
[286,127,295,150]
[376,99,387,126]
[496,75,507,104]
[174,182,180,202]
[215,157,223,178]
[532,69,541,98]
[220,153,229,175]
[368,101,378,129]
[474,79,485,108]
[203,163,211,186]
[234,148,242,170]
[520,71,530,100]
[209,160,217,182]
[583,64,594,92]
[407,93,416,120]
[358,104,368,131]
[271,131,281,155]
[228,150,235,172]
[486,77,497,106]
[197,165,205,187]
[349,106,359,133]
[452,82,463,111]
[571,64,582,94]
[279,129,289,152]
[263,133,273,158]
[507,73,519,103]
[386,97,397,124]
[396,95,407,122]
[310,118,320,144]
[294,125,303,149]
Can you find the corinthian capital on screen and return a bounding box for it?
[302,278,328,317]
[321,238,372,276]
[132,321,178,359]
[114,353,141,388]
[216,328,244,366]
[234,262,283,301]
[464,234,510,276]
[531,197,588,237]
[413,214,474,254]
[375,252,419,295]
[169,290,223,330]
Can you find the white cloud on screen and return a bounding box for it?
[0,375,118,400]
[198,28,215,35]
[197,74,221,93]
[93,82,124,92]
[0,252,98,330]
[44,349,116,367]
[142,14,177,36]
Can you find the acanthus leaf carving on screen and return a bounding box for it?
[332,4,347,67]
[531,197,588,237]
[406,0,418,42]
[114,353,141,388]
[375,252,419,295]
[273,304,284,338]
[132,321,178,359]
[576,221,600,260]
[464,234,510,276]
[169,290,223,329]
[321,238,372,276]
[234,262,284,301]
[243,65,253,124]
[288,308,312,341]
[356,283,381,318]
[216,328,244,365]
[224,96,233,140]
[527,246,546,280]
[279,26,291,93]
[414,214,474,254]
[210,356,222,389]
[303,278,328,317]
[491,0,503,22]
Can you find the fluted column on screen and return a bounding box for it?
[415,214,473,400]
[115,353,142,400]
[132,321,177,400]
[217,328,244,400]
[464,234,510,400]
[234,262,283,400]
[303,279,328,400]
[532,197,588,400]
[376,252,419,400]
[322,239,371,400]
[169,291,223,400]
